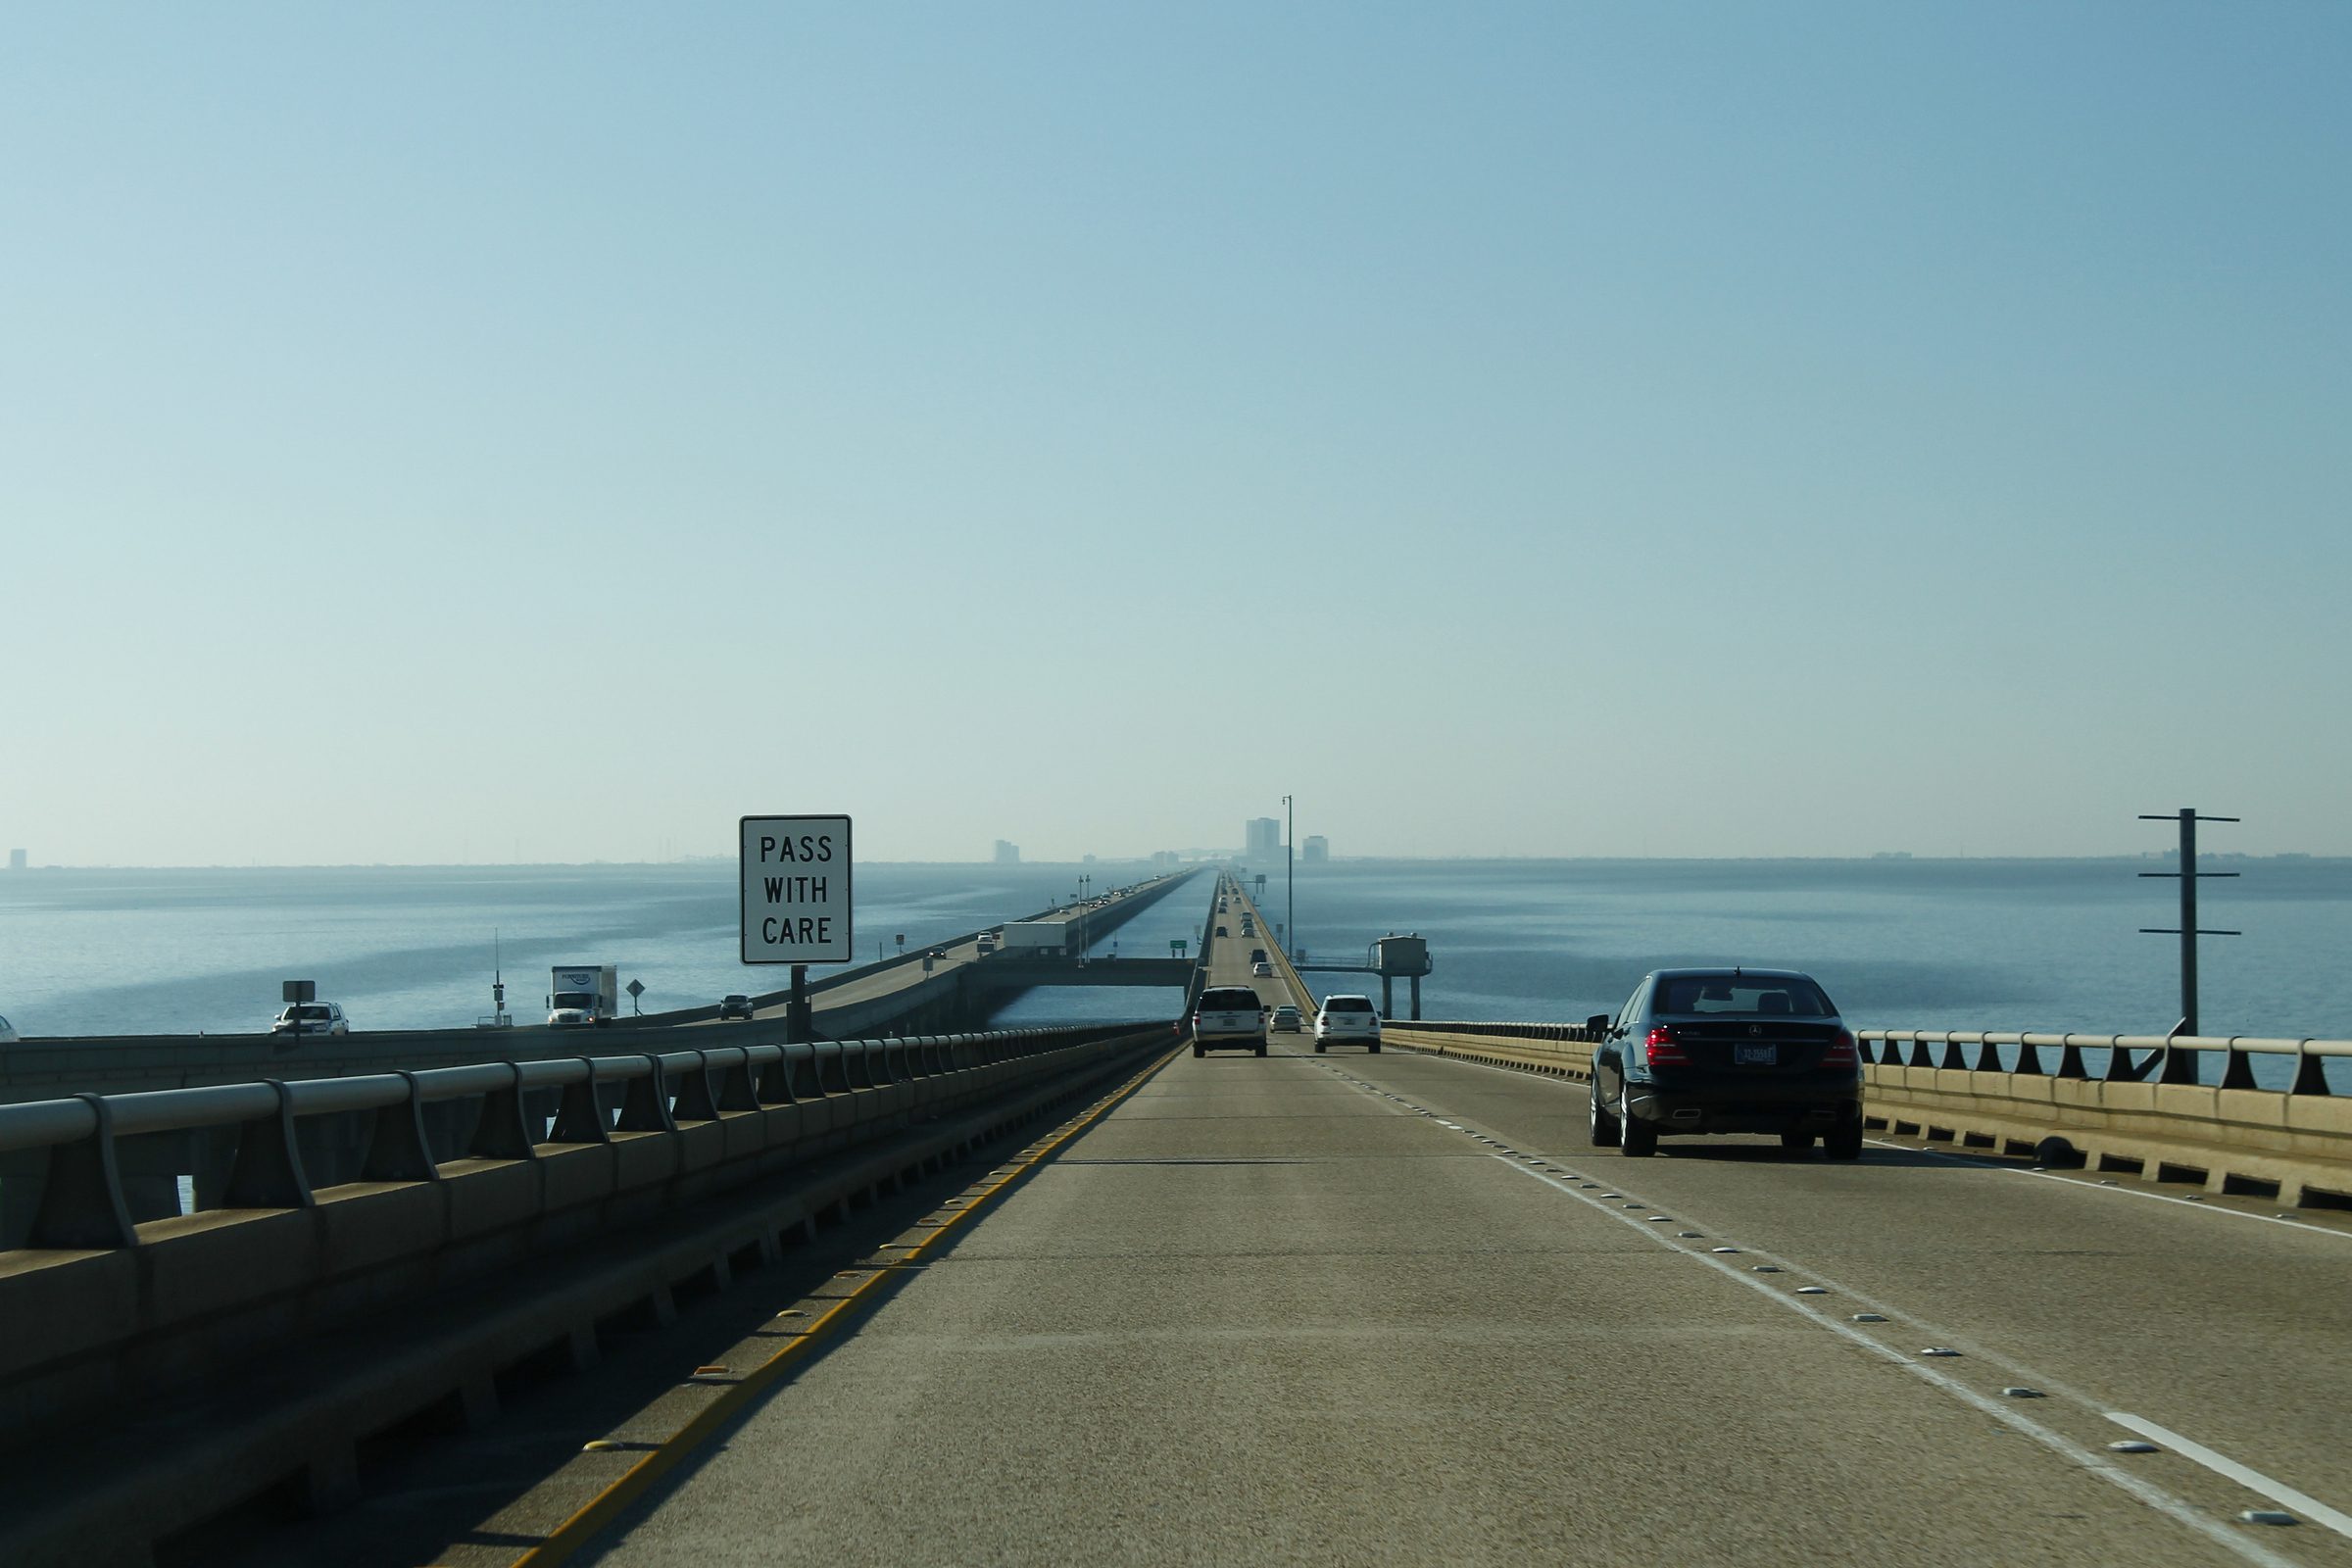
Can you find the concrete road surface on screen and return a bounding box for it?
[555,882,2352,1567]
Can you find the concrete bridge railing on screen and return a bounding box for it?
[1379,1019,2352,1209]
[0,1022,1162,1449]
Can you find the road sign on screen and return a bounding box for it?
[281,979,315,1004]
[1171,939,1187,956]
[625,979,644,998]
[740,814,853,964]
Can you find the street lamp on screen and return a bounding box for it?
[1281,795,1295,960]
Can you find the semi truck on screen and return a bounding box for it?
[999,922,1068,956]
[547,964,618,1027]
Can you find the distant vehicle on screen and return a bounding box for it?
[1215,925,1228,937]
[0,1014,19,1044]
[717,994,755,1020]
[1251,960,1273,977]
[1269,1004,1303,1033]
[1192,986,1268,1057]
[547,964,618,1027]
[271,1002,350,1038]
[975,938,996,956]
[1587,967,1863,1160]
[1250,948,1268,964]
[1314,995,1381,1054]
[1001,922,1068,956]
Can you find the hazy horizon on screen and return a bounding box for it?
[6,5,2346,865]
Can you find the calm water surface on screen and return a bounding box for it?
[2,860,2344,1051]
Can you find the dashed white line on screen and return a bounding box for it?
[1490,1154,2305,1568]
[2107,1414,2352,1542]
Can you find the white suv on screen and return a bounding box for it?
[1314,995,1381,1054]
[271,1002,350,1037]
[1192,986,1268,1057]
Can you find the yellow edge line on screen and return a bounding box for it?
[504,1039,1186,1568]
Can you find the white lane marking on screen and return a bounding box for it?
[1863,1139,2352,1243]
[1488,1155,2304,1568]
[2107,1414,2352,1542]
[1312,1055,2338,1559]
[1357,1045,2348,1243]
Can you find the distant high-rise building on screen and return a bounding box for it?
[1302,835,1329,863]
[993,840,1021,865]
[1245,817,1281,859]
[1150,850,1179,868]
[7,848,24,871]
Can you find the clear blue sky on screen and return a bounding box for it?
[4,3,2346,863]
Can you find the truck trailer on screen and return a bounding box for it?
[999,922,1068,956]
[547,964,618,1027]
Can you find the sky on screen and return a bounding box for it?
[3,3,2347,865]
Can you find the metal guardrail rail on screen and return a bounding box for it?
[1390,1021,2349,1095]
[1856,1029,2351,1094]
[0,1027,1125,1250]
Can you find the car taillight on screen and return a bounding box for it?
[1643,1025,1691,1066]
[1822,1029,1859,1068]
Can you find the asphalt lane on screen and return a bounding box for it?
[569,881,2340,1567]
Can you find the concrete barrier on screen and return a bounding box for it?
[1379,1020,2352,1207]
[0,1025,1154,1446]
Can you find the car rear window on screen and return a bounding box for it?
[1657,975,1834,1017]
[1322,997,1374,1013]
[1199,988,1261,1009]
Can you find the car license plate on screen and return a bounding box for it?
[1735,1044,1777,1065]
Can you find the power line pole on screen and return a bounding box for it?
[2138,807,2239,1041]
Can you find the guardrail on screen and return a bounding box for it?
[1859,1030,2347,1095]
[0,1028,1123,1251]
[0,1019,1172,1565]
[1377,1018,2352,1207]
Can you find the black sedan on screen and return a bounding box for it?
[1587,967,1863,1159]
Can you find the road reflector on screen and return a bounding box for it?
[1752,1265,1781,1273]
[2109,1441,2159,1453]
[2001,1387,2043,1397]
[1853,1313,1887,1323]
[694,1365,730,1376]
[1795,1287,1828,1296]
[582,1440,622,1451]
[1921,1348,1961,1357]
[2240,1511,2297,1527]
[1711,1247,1740,1254]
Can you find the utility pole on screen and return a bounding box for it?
[1282,794,1295,961]
[2138,808,2239,1039]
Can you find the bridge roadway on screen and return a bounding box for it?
[231,878,2352,1567]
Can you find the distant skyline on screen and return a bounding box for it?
[5,4,2347,865]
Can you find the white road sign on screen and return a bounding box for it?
[739,814,853,964]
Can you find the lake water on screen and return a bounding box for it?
[2,859,2344,1056]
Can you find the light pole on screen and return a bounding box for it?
[1282,794,1295,960]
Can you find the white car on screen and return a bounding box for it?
[271,1002,350,1037]
[1251,960,1273,977]
[1314,995,1382,1054]
[1269,1004,1303,1033]
[1192,986,1268,1057]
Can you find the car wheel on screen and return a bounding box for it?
[1780,1132,1816,1152]
[1254,1041,1268,1057]
[1589,1087,1620,1148]
[1824,1120,1864,1161]
[1193,1044,1205,1058]
[1621,1111,1657,1157]
[1314,1041,1327,1054]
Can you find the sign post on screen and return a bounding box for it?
[625,977,645,1016]
[740,815,854,1043]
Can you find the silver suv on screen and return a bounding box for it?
[1192,986,1267,1057]
[1314,995,1381,1054]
